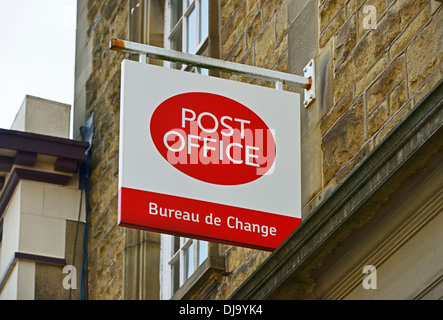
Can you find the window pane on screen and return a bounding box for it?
[185,242,194,280]
[171,260,180,294]
[200,0,209,43]
[199,68,209,76]
[171,0,183,29]
[171,26,183,69]
[172,236,180,256]
[187,8,196,53]
[198,241,208,265]
[171,25,183,51]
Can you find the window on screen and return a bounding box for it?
[128,0,222,300]
[159,0,224,300]
[165,0,209,71]
[124,0,221,299]
[161,235,209,298]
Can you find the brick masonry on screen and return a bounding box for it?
[78,0,442,300]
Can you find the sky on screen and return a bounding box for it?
[0,0,77,130]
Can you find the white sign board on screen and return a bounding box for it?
[118,59,301,251]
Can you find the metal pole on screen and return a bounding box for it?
[139,53,147,64]
[109,38,312,90]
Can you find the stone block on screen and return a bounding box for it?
[224,34,247,63]
[347,0,365,17]
[374,0,428,56]
[389,4,430,59]
[355,53,387,97]
[19,213,66,259]
[322,96,365,184]
[228,251,268,294]
[226,247,245,273]
[275,2,288,43]
[34,264,67,300]
[319,6,345,48]
[20,181,44,216]
[288,0,317,75]
[255,18,275,67]
[431,0,442,15]
[222,0,242,26]
[320,89,354,137]
[319,0,347,31]
[374,100,413,145]
[245,11,263,47]
[221,11,241,57]
[368,99,389,137]
[407,7,443,96]
[43,185,83,221]
[334,31,375,102]
[11,96,71,139]
[262,0,282,25]
[266,43,288,71]
[366,54,405,113]
[413,63,443,104]
[301,126,323,209]
[246,0,260,12]
[334,140,372,183]
[334,13,357,67]
[390,80,407,115]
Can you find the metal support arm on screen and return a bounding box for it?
[110,38,315,107]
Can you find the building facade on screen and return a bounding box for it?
[0,96,88,299]
[73,0,443,300]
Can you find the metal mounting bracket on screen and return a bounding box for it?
[110,39,317,110]
[303,59,316,109]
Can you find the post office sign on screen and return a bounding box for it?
[118,60,302,251]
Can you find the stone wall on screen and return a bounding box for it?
[221,0,289,82]
[299,0,443,218]
[214,0,442,300]
[327,0,442,184]
[215,0,289,299]
[77,0,129,300]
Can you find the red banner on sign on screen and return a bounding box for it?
[119,187,301,251]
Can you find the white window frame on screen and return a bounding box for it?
[164,0,209,71]
[160,235,209,299]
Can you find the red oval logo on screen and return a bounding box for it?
[150,92,276,185]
